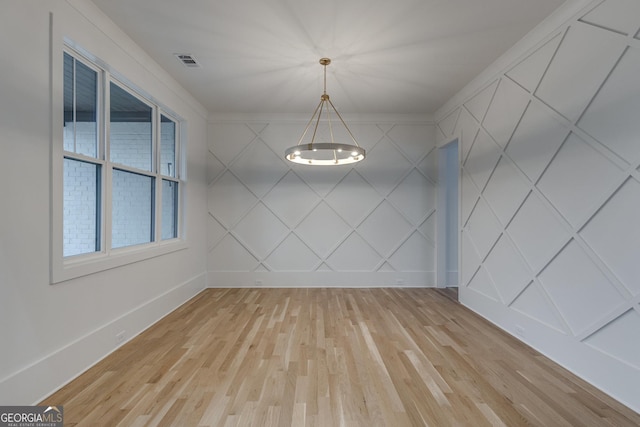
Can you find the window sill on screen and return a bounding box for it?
[51,239,187,284]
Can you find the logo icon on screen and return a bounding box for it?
[0,405,63,427]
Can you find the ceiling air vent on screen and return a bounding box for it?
[174,53,200,68]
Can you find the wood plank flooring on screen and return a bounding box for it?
[41,288,640,426]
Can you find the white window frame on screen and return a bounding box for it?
[51,41,187,284]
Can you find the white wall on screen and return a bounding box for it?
[0,0,208,404]
[207,117,437,287]
[436,0,640,413]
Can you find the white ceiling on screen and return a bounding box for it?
[91,0,567,115]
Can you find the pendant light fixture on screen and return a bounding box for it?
[285,58,365,165]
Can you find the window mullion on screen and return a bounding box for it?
[152,176,158,244]
[154,108,161,244]
[175,120,181,181]
[110,164,155,177]
[174,121,181,240]
[63,151,106,166]
[72,58,77,154]
[103,71,112,255]
[155,108,161,175]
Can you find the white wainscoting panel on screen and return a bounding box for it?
[207,120,437,287]
[436,0,640,412]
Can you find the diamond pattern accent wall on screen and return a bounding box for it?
[437,0,640,411]
[207,120,436,285]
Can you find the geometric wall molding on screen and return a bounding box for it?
[538,240,626,335]
[207,151,225,184]
[207,171,257,228]
[464,129,501,192]
[263,171,319,228]
[295,202,351,258]
[506,100,569,182]
[467,266,500,302]
[388,123,437,161]
[482,156,531,227]
[435,123,447,143]
[208,119,437,285]
[483,234,532,304]
[461,230,481,287]
[388,169,437,226]
[579,0,640,37]
[482,77,530,148]
[233,203,289,259]
[460,167,481,226]
[584,309,640,370]
[358,201,413,257]
[207,214,226,251]
[506,192,570,273]
[536,132,623,228]
[208,122,256,165]
[229,140,289,198]
[294,161,351,197]
[506,32,563,94]
[265,234,320,272]
[464,80,498,123]
[388,231,436,272]
[325,171,381,227]
[418,211,437,244]
[535,22,626,123]
[465,197,503,261]
[208,234,259,272]
[577,44,640,164]
[326,233,381,272]
[580,177,640,296]
[438,0,640,412]
[356,138,413,196]
[509,281,567,333]
[437,108,460,139]
[417,148,438,184]
[453,108,480,164]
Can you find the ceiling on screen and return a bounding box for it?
[91,0,567,115]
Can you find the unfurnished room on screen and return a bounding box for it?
[1,0,640,425]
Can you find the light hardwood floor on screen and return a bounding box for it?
[42,288,640,426]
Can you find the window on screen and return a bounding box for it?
[55,47,184,282]
[63,158,101,257]
[63,52,102,257]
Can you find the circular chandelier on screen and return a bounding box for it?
[284,58,365,166]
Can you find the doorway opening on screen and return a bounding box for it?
[436,138,459,298]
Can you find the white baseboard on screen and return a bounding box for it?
[460,287,640,415]
[0,272,206,405]
[207,271,436,288]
